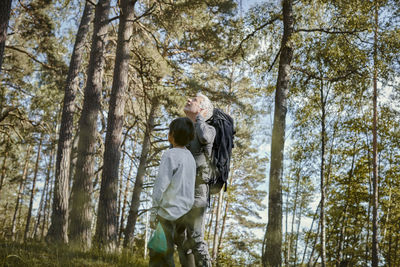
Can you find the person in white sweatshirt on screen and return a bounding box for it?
[149,117,196,267]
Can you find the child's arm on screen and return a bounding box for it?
[152,152,174,208]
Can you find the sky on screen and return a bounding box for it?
[241,0,266,10]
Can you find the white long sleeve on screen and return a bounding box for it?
[152,147,196,221]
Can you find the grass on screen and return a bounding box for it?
[0,241,148,267]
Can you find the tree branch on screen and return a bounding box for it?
[232,14,281,58]
[267,46,282,73]
[295,28,367,35]
[292,66,361,82]
[86,0,96,6]
[0,106,18,123]
[5,45,59,72]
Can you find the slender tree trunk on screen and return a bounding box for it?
[69,133,79,189]
[0,149,8,198]
[94,0,136,252]
[118,151,135,245]
[206,196,217,241]
[288,171,301,265]
[284,175,291,266]
[319,81,326,267]
[263,0,294,266]
[393,236,398,266]
[24,137,43,241]
[371,2,379,266]
[117,147,125,236]
[301,202,319,266]
[212,190,224,260]
[309,219,321,267]
[69,0,111,250]
[47,1,94,245]
[0,0,12,71]
[216,173,234,257]
[294,198,303,267]
[11,145,32,240]
[387,228,392,267]
[335,150,355,265]
[34,146,54,240]
[42,173,54,239]
[123,101,157,248]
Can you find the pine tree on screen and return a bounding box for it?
[0,0,12,71]
[94,0,136,251]
[47,0,94,245]
[69,0,111,249]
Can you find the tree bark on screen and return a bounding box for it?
[69,0,111,250]
[0,149,8,199]
[371,2,379,266]
[118,150,135,245]
[94,0,136,252]
[301,201,319,266]
[263,0,294,266]
[24,137,43,241]
[217,175,235,256]
[294,194,303,267]
[47,0,94,245]
[123,100,157,248]
[206,196,217,241]
[212,190,224,260]
[288,171,301,266]
[0,0,12,71]
[319,81,326,267]
[42,172,54,239]
[11,145,32,240]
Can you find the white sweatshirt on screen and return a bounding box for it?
[152,147,196,221]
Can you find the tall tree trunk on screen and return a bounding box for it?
[117,147,125,236]
[42,173,54,239]
[212,190,224,260]
[288,171,301,266]
[11,145,32,240]
[0,149,8,199]
[371,2,379,266]
[118,149,135,245]
[284,175,291,266]
[294,198,303,267]
[94,0,136,252]
[365,130,373,266]
[394,235,398,266]
[319,81,326,267]
[217,174,235,255]
[301,202,319,266]
[34,146,54,240]
[69,0,111,250]
[47,1,94,245]
[123,100,157,248]
[263,0,294,266]
[24,137,43,241]
[206,196,217,241]
[387,228,392,267]
[309,217,321,267]
[0,0,12,71]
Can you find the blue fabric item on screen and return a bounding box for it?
[148,222,167,253]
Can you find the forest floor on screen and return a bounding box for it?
[0,241,147,266]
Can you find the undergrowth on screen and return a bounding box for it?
[0,241,147,267]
